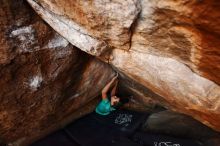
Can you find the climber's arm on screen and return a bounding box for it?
[102,75,118,99]
[111,80,118,97]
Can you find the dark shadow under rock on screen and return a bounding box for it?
[141,110,220,140]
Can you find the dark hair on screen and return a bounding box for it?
[119,97,129,104]
[107,92,130,107]
[116,92,130,104]
[111,94,130,108]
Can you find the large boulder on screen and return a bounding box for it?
[142,110,220,140]
[1,0,220,145]
[0,0,116,145]
[27,0,220,132]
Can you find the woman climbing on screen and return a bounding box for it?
[95,73,127,115]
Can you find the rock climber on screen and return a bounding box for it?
[95,73,128,115]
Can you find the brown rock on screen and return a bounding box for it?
[35,0,141,51]
[1,0,220,145]
[27,0,220,132]
[0,0,116,145]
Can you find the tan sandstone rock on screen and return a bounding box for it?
[27,0,220,132]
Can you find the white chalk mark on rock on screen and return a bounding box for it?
[10,26,36,52]
[10,26,34,37]
[47,33,69,48]
[29,75,43,91]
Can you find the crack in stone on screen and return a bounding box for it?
[27,0,109,57]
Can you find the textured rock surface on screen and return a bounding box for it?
[0,0,116,145]
[142,110,220,140]
[142,111,220,146]
[35,0,141,51]
[27,0,220,132]
[1,0,220,145]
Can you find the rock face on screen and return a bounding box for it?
[142,110,220,140]
[27,0,220,132]
[0,0,116,145]
[1,0,220,145]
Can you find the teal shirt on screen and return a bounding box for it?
[95,98,116,115]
